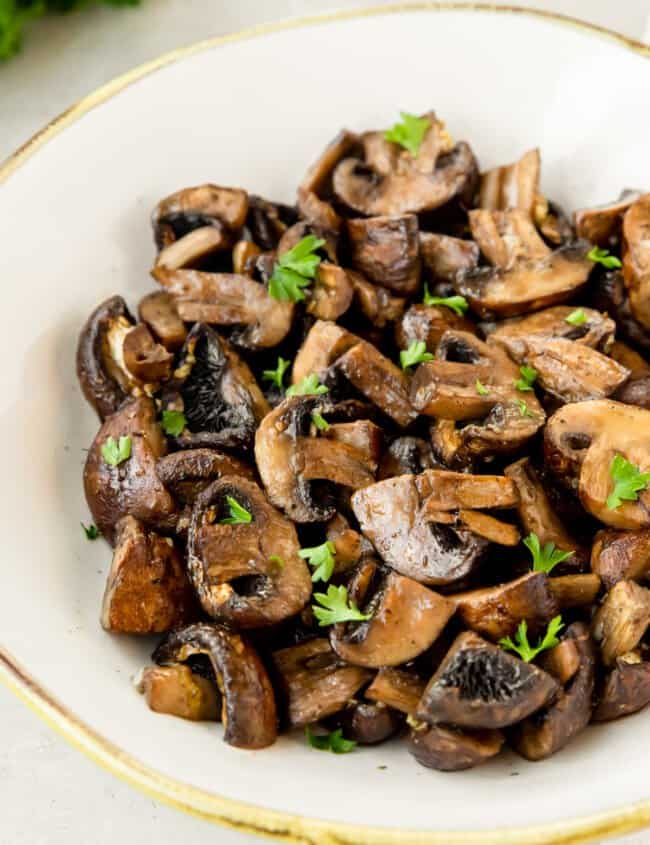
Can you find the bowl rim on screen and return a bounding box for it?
[1,4,649,843]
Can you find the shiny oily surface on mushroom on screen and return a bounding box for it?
[74,97,650,782]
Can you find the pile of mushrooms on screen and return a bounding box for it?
[78,110,650,769]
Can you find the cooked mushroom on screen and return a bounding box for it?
[329,559,455,667]
[246,195,298,250]
[163,324,269,450]
[153,623,277,748]
[478,148,540,216]
[591,528,650,590]
[348,271,406,328]
[456,210,593,318]
[511,622,596,761]
[324,419,383,475]
[154,225,232,271]
[83,397,176,541]
[138,291,187,352]
[101,516,195,633]
[139,664,221,722]
[306,263,354,321]
[347,214,420,295]
[333,701,402,745]
[416,631,558,729]
[419,232,479,283]
[395,304,475,354]
[187,476,311,627]
[365,668,426,715]
[291,320,358,386]
[255,396,377,523]
[451,572,559,642]
[377,436,436,480]
[297,129,359,232]
[332,112,477,216]
[152,184,249,246]
[574,190,641,247]
[409,724,504,772]
[622,193,650,330]
[351,469,518,586]
[157,448,254,506]
[544,400,650,529]
[121,323,174,383]
[592,580,650,666]
[489,305,616,352]
[593,655,650,722]
[548,574,601,609]
[537,639,581,685]
[272,638,371,727]
[325,513,370,573]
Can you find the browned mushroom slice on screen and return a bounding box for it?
[469,208,550,269]
[334,340,417,427]
[297,129,359,232]
[152,184,249,238]
[489,305,616,352]
[549,574,601,609]
[378,436,435,480]
[156,448,254,511]
[592,580,650,666]
[153,266,292,349]
[451,572,558,642]
[291,320,358,386]
[409,724,504,772]
[365,668,426,715]
[347,214,420,295]
[395,303,475,354]
[83,397,176,541]
[511,623,595,761]
[419,232,479,283]
[478,148,540,216]
[272,638,371,728]
[591,528,650,590]
[138,291,187,352]
[333,701,402,745]
[153,623,277,749]
[454,510,520,546]
[122,323,174,383]
[544,400,650,529]
[593,655,650,722]
[622,194,650,330]
[537,639,581,685]
[411,359,496,420]
[323,420,383,474]
[305,263,353,321]
[325,513,369,574]
[348,271,406,328]
[416,631,558,729]
[139,664,221,722]
[504,458,585,570]
[154,225,232,271]
[187,477,311,628]
[164,324,269,450]
[574,190,642,247]
[245,195,298,250]
[612,342,650,408]
[418,469,519,510]
[101,516,195,633]
[232,240,262,276]
[330,559,454,668]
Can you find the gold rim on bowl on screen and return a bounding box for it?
[0,5,649,843]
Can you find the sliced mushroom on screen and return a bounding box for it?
[416,631,558,729]
[574,190,642,247]
[83,397,176,541]
[121,323,174,383]
[590,269,650,354]
[451,572,559,642]
[622,193,650,330]
[347,214,420,295]
[365,667,426,715]
[330,559,455,667]
[333,113,477,216]
[469,208,550,269]
[593,655,650,722]
[187,476,312,627]
[378,436,435,480]
[323,419,383,475]
[348,271,406,328]
[139,664,221,722]
[489,305,616,352]
[297,129,359,232]
[152,184,249,244]
[409,724,504,772]
[154,225,232,271]
[153,623,277,748]
[101,516,195,633]
[478,148,540,216]
[153,266,293,349]
[395,304,475,354]
[544,400,650,529]
[272,638,371,728]
[419,232,479,283]
[548,574,601,610]
[307,263,354,321]
[333,701,402,745]
[157,448,254,506]
[163,324,269,450]
[291,320,358,386]
[511,622,596,761]
[138,291,187,352]
[537,639,581,685]
[592,580,650,666]
[246,195,298,250]
[591,528,650,590]
[325,513,369,573]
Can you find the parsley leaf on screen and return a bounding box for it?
[515,399,534,418]
[606,453,650,510]
[299,541,336,583]
[565,308,587,326]
[514,365,538,392]
[286,374,329,397]
[475,379,489,396]
[268,555,285,571]
[523,532,573,574]
[219,496,253,525]
[269,235,325,302]
[101,435,132,467]
[499,616,564,663]
[161,409,186,437]
[587,246,622,269]
[384,112,431,156]
[400,340,434,371]
[311,411,330,432]
[312,584,371,627]
[422,284,469,316]
[305,726,357,754]
[81,522,101,541]
[262,356,290,391]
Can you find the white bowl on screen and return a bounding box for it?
[1,5,649,843]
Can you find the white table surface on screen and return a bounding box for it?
[1,2,649,844]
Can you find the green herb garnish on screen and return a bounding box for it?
[587,246,622,269]
[268,235,325,302]
[81,522,101,541]
[400,340,434,371]
[262,357,291,391]
[311,411,330,432]
[475,379,489,396]
[384,112,430,156]
[606,454,650,510]
[161,409,186,437]
[515,399,534,418]
[514,365,538,393]
[423,284,469,316]
[565,308,587,326]
[305,726,357,754]
[299,541,336,583]
[101,435,132,467]
[523,532,573,574]
[219,496,253,525]
[312,584,371,627]
[268,555,285,570]
[286,374,329,397]
[499,616,564,663]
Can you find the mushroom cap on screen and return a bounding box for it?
[478,148,540,216]
[574,190,641,247]
[419,232,479,282]
[593,657,650,722]
[592,580,650,666]
[622,193,650,330]
[409,724,504,772]
[591,528,650,590]
[139,664,221,722]
[347,214,421,295]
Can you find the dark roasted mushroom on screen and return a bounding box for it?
[377,436,436,480]
[291,320,358,386]
[152,184,249,247]
[348,271,406,328]
[591,528,650,590]
[409,724,504,772]
[324,513,369,573]
[548,574,601,610]
[306,263,354,321]
[395,304,475,355]
[246,195,299,250]
[347,214,420,295]
[154,623,277,748]
[489,305,616,352]
[187,476,311,627]
[139,664,221,722]
[138,291,187,352]
[592,580,650,666]
[622,193,650,330]
[574,190,641,248]
[297,129,359,232]
[332,701,402,745]
[365,668,426,715]
[419,232,479,283]
[122,323,174,383]
[478,148,540,216]
[593,654,650,722]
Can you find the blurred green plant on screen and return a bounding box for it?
[0,0,140,61]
